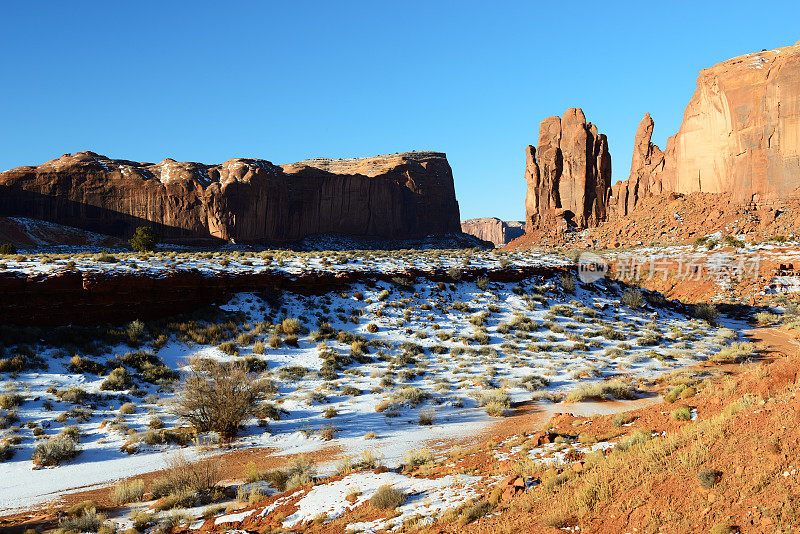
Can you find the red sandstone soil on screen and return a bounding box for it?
[508,192,800,250]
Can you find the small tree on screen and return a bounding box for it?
[129,227,159,252]
[172,358,268,439]
[0,243,17,255]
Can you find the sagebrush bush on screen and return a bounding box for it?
[32,435,79,466]
[101,367,132,391]
[694,302,720,324]
[622,289,643,309]
[370,485,406,509]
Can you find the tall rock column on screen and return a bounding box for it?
[524,108,612,232]
[612,113,668,216]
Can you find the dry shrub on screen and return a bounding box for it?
[370,485,406,509]
[110,479,145,505]
[172,357,270,438]
[32,435,79,466]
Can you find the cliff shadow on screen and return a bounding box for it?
[0,186,225,245]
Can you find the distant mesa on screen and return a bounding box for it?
[0,150,462,245]
[461,217,524,247]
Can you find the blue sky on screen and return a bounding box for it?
[2,2,799,221]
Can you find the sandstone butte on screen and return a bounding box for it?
[521,39,800,241]
[523,107,612,234]
[460,217,524,247]
[0,150,461,245]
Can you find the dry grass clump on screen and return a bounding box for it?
[458,499,493,525]
[565,379,637,402]
[710,341,754,363]
[404,448,434,469]
[110,478,145,505]
[172,357,270,438]
[417,408,435,425]
[280,318,302,335]
[477,389,510,414]
[55,503,106,534]
[0,393,23,409]
[392,386,428,407]
[150,454,221,509]
[754,311,780,325]
[281,455,317,491]
[672,406,692,420]
[697,468,721,489]
[370,485,406,509]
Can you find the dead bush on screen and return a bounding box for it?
[172,357,270,438]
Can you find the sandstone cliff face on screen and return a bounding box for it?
[0,151,461,244]
[668,40,800,203]
[612,40,800,214]
[461,217,524,247]
[524,108,611,232]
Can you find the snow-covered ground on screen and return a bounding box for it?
[0,248,569,278]
[0,264,741,516]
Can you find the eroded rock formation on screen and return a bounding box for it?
[611,113,669,216]
[461,218,524,247]
[0,151,461,244]
[612,39,800,215]
[524,108,611,232]
[524,40,800,242]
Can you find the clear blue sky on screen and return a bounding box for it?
[2,2,799,221]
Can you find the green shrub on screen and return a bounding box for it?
[671,406,691,421]
[129,227,159,252]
